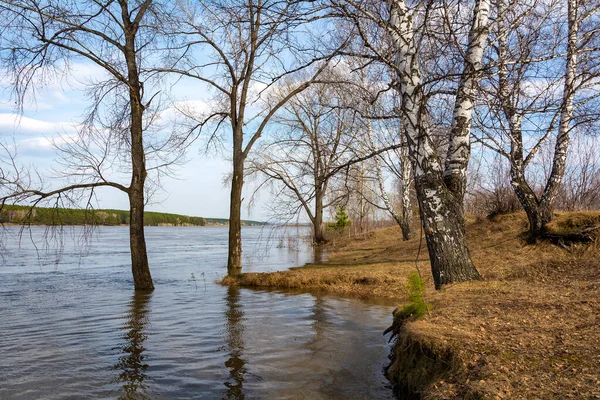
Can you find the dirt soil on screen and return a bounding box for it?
[223,212,600,399]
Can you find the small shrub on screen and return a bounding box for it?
[399,272,430,319]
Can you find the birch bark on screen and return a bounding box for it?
[496,0,579,238]
[367,119,413,239]
[388,0,489,287]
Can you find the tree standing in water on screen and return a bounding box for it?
[162,0,343,275]
[0,0,193,290]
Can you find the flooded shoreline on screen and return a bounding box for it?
[0,226,395,399]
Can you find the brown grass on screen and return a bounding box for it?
[222,212,600,399]
[221,226,429,302]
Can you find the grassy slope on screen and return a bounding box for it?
[223,212,600,399]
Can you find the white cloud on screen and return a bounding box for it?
[0,61,110,113]
[158,99,212,123]
[0,113,78,136]
[15,133,78,157]
[17,137,57,155]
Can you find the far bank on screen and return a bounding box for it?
[0,204,264,227]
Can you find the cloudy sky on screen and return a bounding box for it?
[0,61,271,221]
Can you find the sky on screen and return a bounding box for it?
[0,61,271,221]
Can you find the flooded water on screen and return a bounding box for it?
[0,226,395,399]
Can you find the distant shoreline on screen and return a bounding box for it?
[1,222,264,227]
[0,205,265,227]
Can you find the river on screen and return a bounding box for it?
[0,226,395,399]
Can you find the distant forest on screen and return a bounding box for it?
[0,205,264,227]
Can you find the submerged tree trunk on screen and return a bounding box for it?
[228,118,246,275]
[124,6,153,291]
[313,189,326,244]
[129,183,153,291]
[228,157,244,276]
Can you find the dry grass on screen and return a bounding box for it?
[223,212,600,399]
[399,213,600,399]
[221,226,429,302]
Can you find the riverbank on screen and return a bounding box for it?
[222,212,600,399]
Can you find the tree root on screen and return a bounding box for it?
[542,225,600,248]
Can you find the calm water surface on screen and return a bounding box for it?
[0,226,395,399]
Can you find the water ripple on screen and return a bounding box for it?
[0,226,394,399]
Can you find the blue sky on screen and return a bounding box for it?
[0,61,269,221]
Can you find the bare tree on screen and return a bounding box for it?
[556,132,600,211]
[334,0,491,288]
[162,0,343,275]
[363,109,414,239]
[474,0,600,238]
[0,0,191,290]
[248,80,358,244]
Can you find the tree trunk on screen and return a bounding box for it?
[228,157,244,276]
[128,101,153,290]
[444,0,491,200]
[314,189,326,244]
[376,156,412,239]
[415,173,482,289]
[368,118,414,240]
[400,146,414,240]
[498,0,577,239]
[123,8,153,291]
[129,185,153,291]
[510,168,545,238]
[389,0,482,288]
[537,0,578,230]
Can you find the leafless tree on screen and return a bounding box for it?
[334,0,491,288]
[549,131,600,211]
[161,0,345,275]
[362,105,414,239]
[474,0,600,238]
[0,0,193,290]
[248,80,358,244]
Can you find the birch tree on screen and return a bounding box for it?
[364,111,414,239]
[335,0,491,288]
[474,0,600,238]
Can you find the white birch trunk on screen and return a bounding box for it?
[400,145,414,238]
[388,0,482,288]
[367,119,413,239]
[444,0,491,199]
[539,0,578,223]
[498,0,579,237]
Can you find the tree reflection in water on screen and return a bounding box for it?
[224,285,247,399]
[113,291,152,400]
